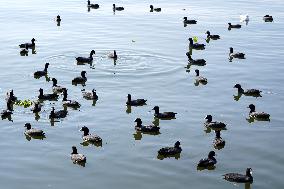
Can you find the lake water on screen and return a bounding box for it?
[0,0,284,188]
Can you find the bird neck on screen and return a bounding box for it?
[63,95,67,101]
[72,149,78,154]
[7,102,12,111]
[206,117,212,122]
[209,156,216,161]
[186,52,192,60]
[83,130,89,136]
[44,65,48,72]
[50,109,55,116]
[52,80,57,87]
[92,90,96,97]
[238,87,244,93]
[154,108,159,114]
[215,132,221,138]
[246,170,252,177]
[136,121,142,127]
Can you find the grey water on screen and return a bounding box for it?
[0,0,284,188]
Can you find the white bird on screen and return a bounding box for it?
[240,14,249,23]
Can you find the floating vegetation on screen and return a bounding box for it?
[14,99,33,108]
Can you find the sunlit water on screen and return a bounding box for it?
[0,0,284,188]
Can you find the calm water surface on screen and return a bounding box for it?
[0,0,284,188]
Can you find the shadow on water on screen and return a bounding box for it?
[245,183,251,189]
[246,117,270,123]
[233,93,242,101]
[34,112,40,121]
[76,60,93,66]
[50,118,60,126]
[113,59,117,66]
[133,130,161,140]
[152,117,160,127]
[126,105,131,114]
[213,140,225,150]
[72,81,86,87]
[157,153,181,160]
[133,131,142,140]
[81,141,102,147]
[92,99,97,106]
[234,93,262,101]
[1,114,13,122]
[197,165,216,171]
[194,80,207,86]
[206,38,211,43]
[204,127,226,134]
[34,74,50,82]
[25,134,46,141]
[72,161,86,167]
[20,51,28,56]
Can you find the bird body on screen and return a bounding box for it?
[229,47,245,59]
[24,123,45,137]
[19,38,35,48]
[72,71,87,84]
[150,5,161,12]
[158,141,182,156]
[228,23,242,29]
[263,15,273,22]
[34,63,49,77]
[153,106,177,119]
[76,50,95,63]
[49,107,67,119]
[195,69,208,84]
[38,88,58,100]
[63,100,81,108]
[71,146,86,164]
[134,118,160,133]
[126,94,147,106]
[83,89,98,100]
[248,104,270,120]
[80,126,102,143]
[204,115,227,129]
[87,0,99,8]
[197,151,217,167]
[223,168,253,183]
[113,4,124,11]
[183,17,197,24]
[189,38,205,49]
[206,31,220,40]
[186,53,206,66]
[234,84,262,97]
